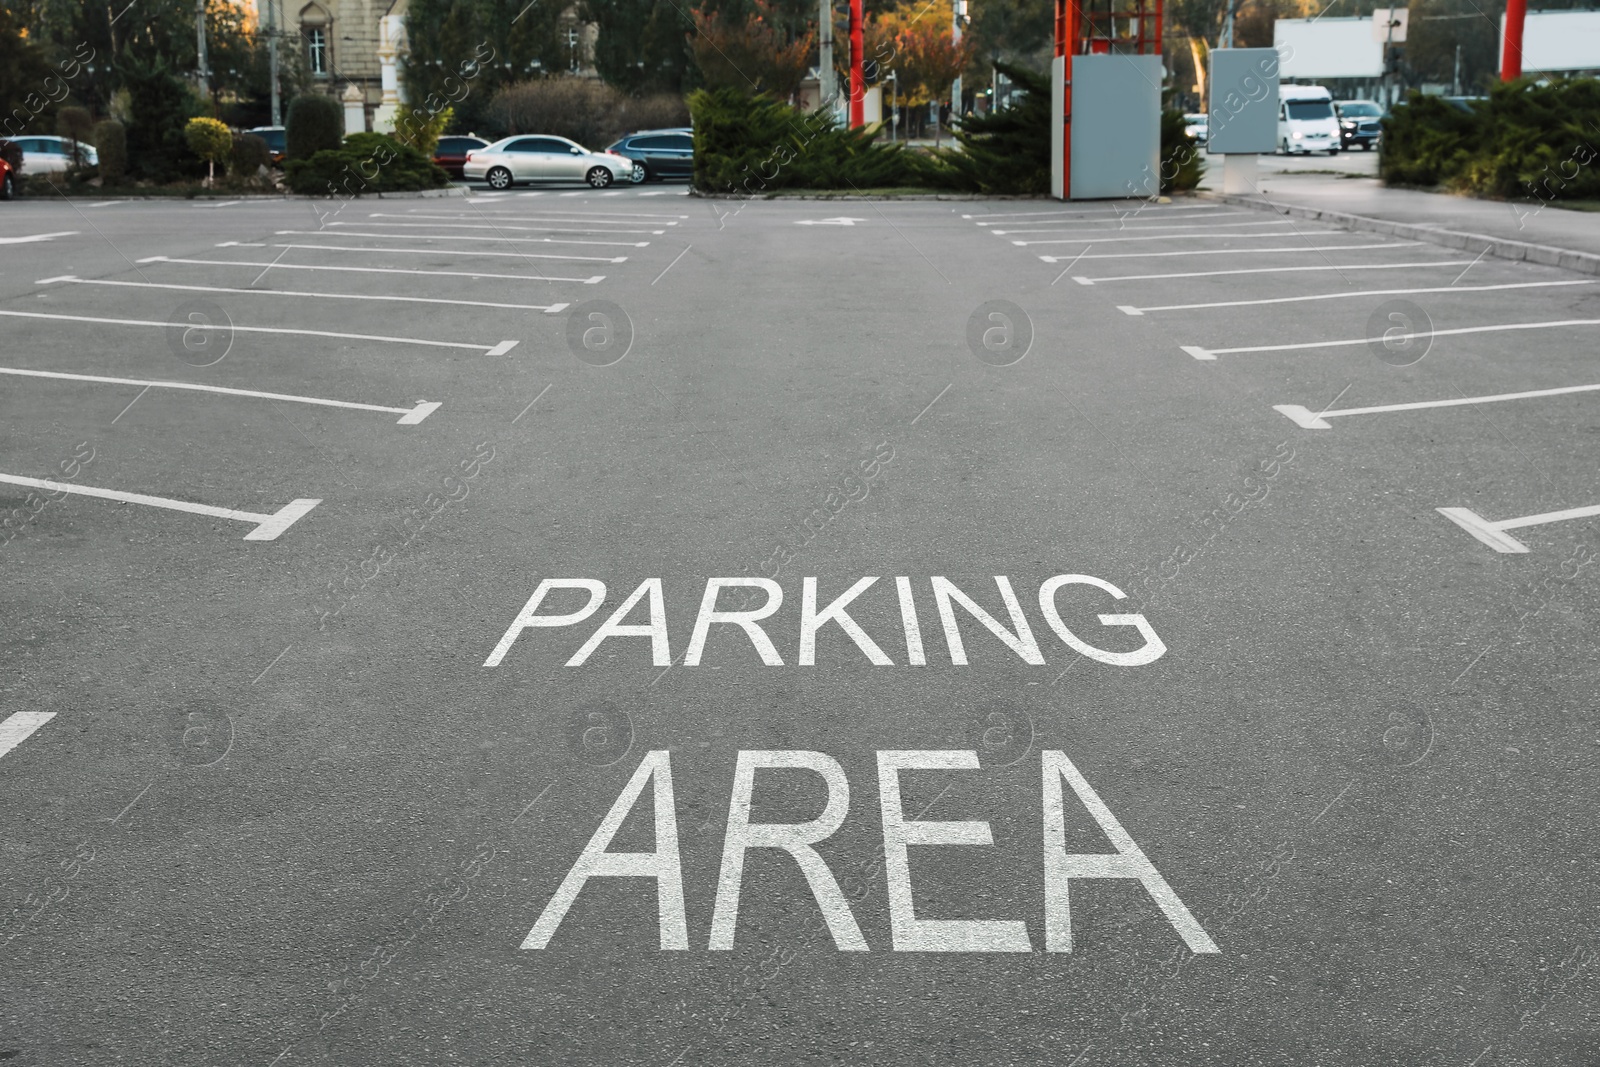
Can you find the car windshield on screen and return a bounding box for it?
[1286,100,1334,121]
[1339,103,1381,117]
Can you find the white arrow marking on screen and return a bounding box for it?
[0,712,56,761]
[0,231,78,244]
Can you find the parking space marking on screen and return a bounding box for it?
[0,712,56,762]
[1183,318,1600,360]
[1275,382,1600,429]
[0,474,320,540]
[276,229,649,247]
[1014,230,1351,246]
[991,216,1275,234]
[0,367,443,424]
[1071,259,1479,285]
[400,208,688,220]
[0,231,79,245]
[1119,279,1592,314]
[139,255,604,284]
[36,276,570,313]
[0,309,519,355]
[343,219,665,235]
[1439,503,1600,553]
[963,204,1225,220]
[253,242,627,263]
[1042,241,1417,263]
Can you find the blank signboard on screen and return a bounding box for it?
[1069,54,1162,200]
[1207,48,1281,155]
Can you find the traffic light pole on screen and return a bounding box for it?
[1501,0,1526,79]
[849,0,864,126]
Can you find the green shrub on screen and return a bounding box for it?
[56,107,94,165]
[286,94,344,160]
[1382,78,1600,201]
[283,132,448,195]
[184,116,233,181]
[121,56,202,182]
[93,119,126,183]
[933,61,1051,195]
[690,86,925,193]
[391,103,452,157]
[231,132,270,176]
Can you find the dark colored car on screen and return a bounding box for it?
[1333,101,1383,151]
[246,126,287,165]
[434,135,489,180]
[0,139,18,199]
[606,128,694,183]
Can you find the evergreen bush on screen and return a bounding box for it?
[283,132,448,195]
[92,119,126,183]
[286,94,344,160]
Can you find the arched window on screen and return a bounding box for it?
[299,3,331,77]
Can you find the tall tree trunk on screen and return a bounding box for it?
[1189,36,1208,109]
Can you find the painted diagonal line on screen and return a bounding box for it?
[1438,503,1600,553]
[1014,230,1335,246]
[1073,260,1476,285]
[342,220,666,235]
[1123,280,1592,314]
[1275,382,1600,429]
[257,242,625,264]
[0,367,440,424]
[0,712,56,761]
[0,309,512,355]
[962,204,1224,220]
[0,474,320,541]
[1042,241,1416,262]
[1201,319,1600,358]
[37,276,568,313]
[992,215,1271,234]
[276,230,648,248]
[138,256,603,285]
[388,209,686,221]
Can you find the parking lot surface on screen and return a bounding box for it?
[1,186,1596,1066]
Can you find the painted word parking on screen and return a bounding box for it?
[525,749,1218,954]
[484,574,1167,667]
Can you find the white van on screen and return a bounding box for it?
[1277,85,1340,156]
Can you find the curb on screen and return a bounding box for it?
[688,190,1050,201]
[1200,191,1600,277]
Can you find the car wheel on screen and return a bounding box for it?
[586,166,614,189]
[0,173,12,201]
[630,162,648,184]
[486,166,512,190]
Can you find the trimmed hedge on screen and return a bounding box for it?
[286,94,345,161]
[93,120,127,184]
[1381,78,1600,200]
[283,132,449,195]
[690,87,929,193]
[935,61,1051,195]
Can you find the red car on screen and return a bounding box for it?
[0,139,18,199]
[433,135,489,180]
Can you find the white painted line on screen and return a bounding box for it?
[558,191,585,196]
[1124,280,1593,314]
[138,255,604,284]
[1117,306,1143,316]
[486,340,520,356]
[0,473,320,540]
[1194,318,1600,359]
[1181,345,1215,361]
[277,229,648,247]
[964,204,1224,220]
[88,201,122,208]
[0,231,78,245]
[260,242,626,263]
[0,712,56,762]
[1070,259,1479,285]
[1276,382,1600,430]
[215,241,267,247]
[1014,229,1327,246]
[1438,503,1600,553]
[0,366,442,424]
[396,208,687,220]
[193,200,242,208]
[1040,242,1416,262]
[517,191,545,197]
[0,309,517,355]
[343,219,666,235]
[992,215,1272,234]
[36,275,571,312]
[383,212,677,227]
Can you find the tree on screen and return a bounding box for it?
[584,0,697,94]
[0,5,57,138]
[894,16,973,146]
[121,54,201,181]
[185,115,231,182]
[691,0,814,101]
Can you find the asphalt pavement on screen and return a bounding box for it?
[1,183,1597,1067]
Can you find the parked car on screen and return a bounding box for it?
[1182,113,1208,146]
[7,135,97,173]
[433,135,489,179]
[1334,100,1383,151]
[245,126,287,165]
[0,141,16,200]
[1277,84,1340,156]
[464,135,634,189]
[606,128,694,183]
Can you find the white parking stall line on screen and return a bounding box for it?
[1015,230,1343,246]
[1276,382,1600,429]
[558,191,586,197]
[0,712,56,762]
[0,309,519,356]
[992,215,1275,234]
[399,208,688,220]
[0,367,443,424]
[0,474,320,541]
[0,231,80,245]
[963,204,1225,220]
[36,276,570,313]
[192,200,242,208]
[516,191,545,197]
[1071,260,1478,285]
[139,255,604,284]
[253,242,627,264]
[276,229,648,248]
[1439,503,1600,553]
[1119,280,1593,315]
[345,219,665,235]
[1182,318,1600,360]
[1043,241,1416,263]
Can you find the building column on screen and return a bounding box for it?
[342,82,367,134]
[373,14,405,133]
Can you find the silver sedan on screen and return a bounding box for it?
[462,135,633,190]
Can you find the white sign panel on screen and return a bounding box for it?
[1370,8,1408,43]
[1274,17,1383,79]
[1501,10,1600,73]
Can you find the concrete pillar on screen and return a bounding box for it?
[373,14,404,134]
[342,82,366,135]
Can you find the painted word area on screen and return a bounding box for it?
[523,750,1219,954]
[484,574,1166,667]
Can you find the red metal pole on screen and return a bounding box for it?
[1501,0,1526,80]
[849,0,865,126]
